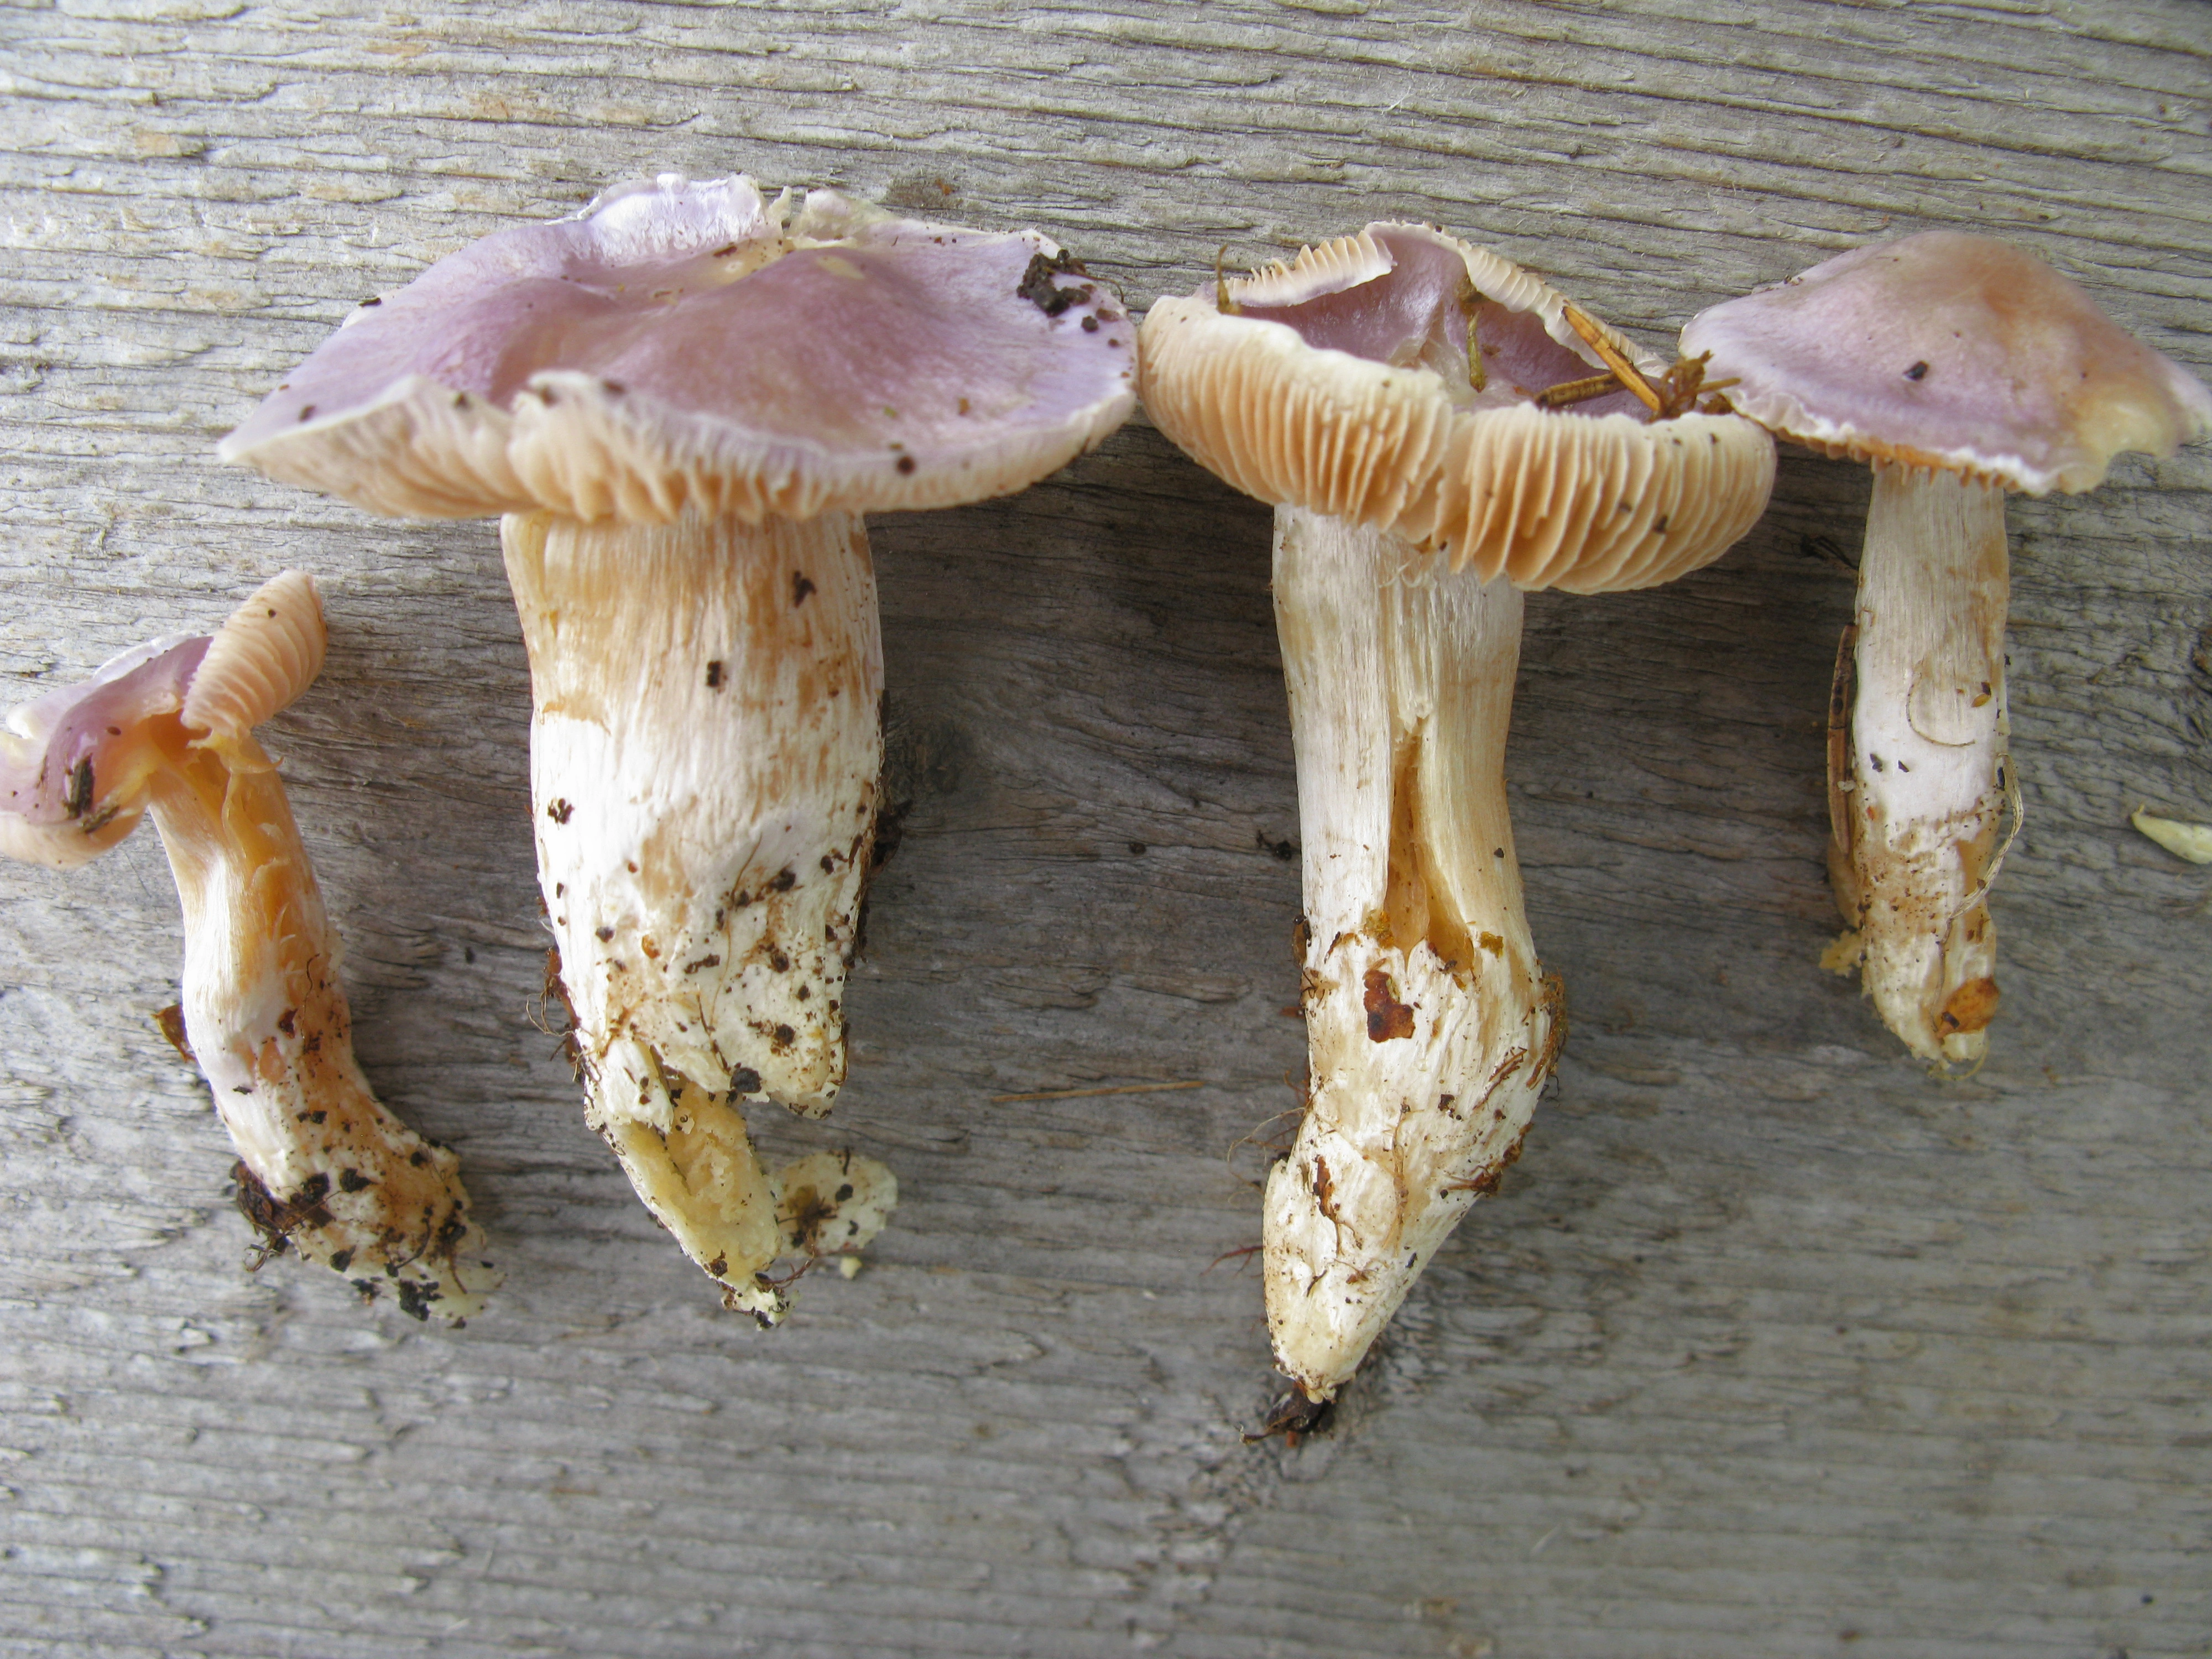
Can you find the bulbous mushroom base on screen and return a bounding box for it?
[1265,930,1556,1400]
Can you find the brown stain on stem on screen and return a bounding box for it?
[1362,966,1416,1042]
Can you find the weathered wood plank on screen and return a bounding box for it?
[0,2,2208,1655]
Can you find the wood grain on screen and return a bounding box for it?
[0,3,2206,1655]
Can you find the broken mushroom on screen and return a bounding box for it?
[771,1149,898,1278]
[1682,231,2212,1066]
[0,572,495,1320]
[220,175,1133,1319]
[1141,225,1774,1400]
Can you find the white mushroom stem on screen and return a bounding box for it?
[150,724,494,1320]
[1264,507,1559,1401]
[1830,463,2010,1066]
[502,507,882,1321]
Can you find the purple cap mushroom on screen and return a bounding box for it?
[1682,231,2212,1068]
[0,572,497,1319]
[220,176,1134,1319]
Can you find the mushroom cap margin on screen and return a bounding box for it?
[1415,402,1777,593]
[182,570,327,742]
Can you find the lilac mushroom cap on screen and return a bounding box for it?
[1681,229,2212,491]
[1141,222,1775,594]
[218,175,1136,522]
[0,633,209,868]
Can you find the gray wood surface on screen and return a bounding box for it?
[1,2,2208,1655]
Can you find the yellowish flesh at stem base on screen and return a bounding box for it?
[503,507,885,1319]
[1264,507,1559,1402]
[1829,465,2009,1067]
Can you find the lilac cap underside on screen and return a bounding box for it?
[1682,230,2212,495]
[220,176,1138,522]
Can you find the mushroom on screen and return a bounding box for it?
[0,572,496,1320]
[220,175,1133,1319]
[1681,231,2212,1067]
[1140,225,1774,1400]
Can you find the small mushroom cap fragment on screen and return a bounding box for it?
[1681,230,2212,495]
[181,570,327,740]
[0,573,326,870]
[219,175,1136,524]
[0,634,205,867]
[1140,223,1773,592]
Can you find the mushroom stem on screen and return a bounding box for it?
[1264,506,1559,1401]
[0,573,494,1318]
[147,725,494,1318]
[501,507,881,1319]
[1830,463,2010,1065]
